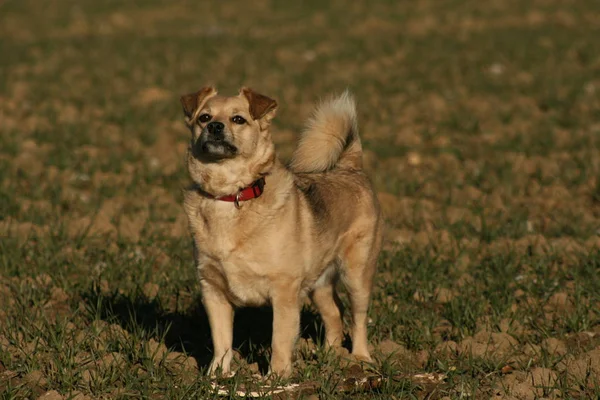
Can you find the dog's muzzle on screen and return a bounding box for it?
[192,122,238,161]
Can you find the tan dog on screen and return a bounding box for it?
[180,87,382,377]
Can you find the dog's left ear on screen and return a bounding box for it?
[240,87,277,128]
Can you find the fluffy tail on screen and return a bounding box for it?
[290,91,363,173]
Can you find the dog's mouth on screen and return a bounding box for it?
[192,139,238,162]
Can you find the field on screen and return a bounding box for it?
[1,0,600,398]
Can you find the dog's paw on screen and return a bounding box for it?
[207,361,235,378]
[352,352,373,362]
[267,360,293,379]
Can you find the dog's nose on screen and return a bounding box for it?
[206,122,225,140]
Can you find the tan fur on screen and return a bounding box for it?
[290,90,362,173]
[180,87,382,378]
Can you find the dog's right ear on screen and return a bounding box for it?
[240,88,277,120]
[180,86,217,120]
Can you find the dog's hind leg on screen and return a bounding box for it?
[341,232,380,361]
[311,267,344,347]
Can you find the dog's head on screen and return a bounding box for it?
[180,87,278,196]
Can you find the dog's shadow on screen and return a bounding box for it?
[84,286,328,374]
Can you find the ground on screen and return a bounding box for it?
[1,0,600,398]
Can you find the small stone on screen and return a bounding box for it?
[413,290,426,302]
[501,365,514,374]
[435,340,458,355]
[298,337,317,354]
[499,319,524,335]
[344,363,364,377]
[146,339,168,363]
[69,391,93,400]
[99,352,126,369]
[489,63,505,75]
[547,292,571,310]
[81,369,97,384]
[246,362,260,374]
[459,338,489,358]
[529,367,558,395]
[50,287,69,303]
[407,152,421,166]
[142,282,160,300]
[37,391,63,400]
[433,287,455,304]
[35,274,53,287]
[25,370,48,387]
[108,323,129,340]
[541,338,567,356]
[378,339,406,356]
[165,351,198,372]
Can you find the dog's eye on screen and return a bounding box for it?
[198,114,212,123]
[231,115,247,125]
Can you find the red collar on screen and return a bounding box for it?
[208,178,266,208]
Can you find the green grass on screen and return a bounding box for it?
[2,0,600,398]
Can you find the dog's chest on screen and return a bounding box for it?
[208,261,270,306]
[185,202,271,306]
[197,250,271,307]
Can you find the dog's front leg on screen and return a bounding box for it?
[269,285,300,378]
[201,281,234,376]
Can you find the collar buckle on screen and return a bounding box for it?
[234,192,242,209]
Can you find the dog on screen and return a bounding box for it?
[179,87,382,378]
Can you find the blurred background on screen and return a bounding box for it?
[2,0,600,243]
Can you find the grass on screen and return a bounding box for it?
[1,0,600,398]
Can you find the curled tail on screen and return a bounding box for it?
[290,91,363,173]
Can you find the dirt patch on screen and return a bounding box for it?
[37,391,63,400]
[494,368,559,400]
[459,331,519,359]
[541,338,567,357]
[0,218,49,243]
[559,346,600,386]
[118,209,149,242]
[68,215,116,238]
